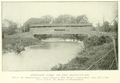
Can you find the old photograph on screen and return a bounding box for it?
[2,1,118,71]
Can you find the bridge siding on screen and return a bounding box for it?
[29,26,114,37]
[30,27,92,35]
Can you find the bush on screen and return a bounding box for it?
[99,36,112,44]
[51,57,89,70]
[13,43,25,54]
[83,35,112,48]
[83,35,100,48]
[34,34,51,40]
[2,38,40,54]
[68,34,88,41]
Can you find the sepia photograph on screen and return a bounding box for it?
[2,1,118,71]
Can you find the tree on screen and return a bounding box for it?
[22,18,41,32]
[2,19,17,35]
[102,21,110,32]
[96,22,102,31]
[53,14,75,24]
[22,15,53,32]
[113,20,118,32]
[75,15,88,24]
[109,21,118,32]
[22,14,90,32]
[40,15,53,24]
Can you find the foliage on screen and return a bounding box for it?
[99,35,112,44]
[40,15,53,24]
[22,14,89,32]
[83,35,112,48]
[53,14,76,24]
[2,40,25,54]
[109,21,118,32]
[75,15,88,23]
[34,34,52,40]
[22,15,53,32]
[51,57,89,70]
[2,19,17,35]
[91,26,96,31]
[102,21,110,32]
[14,43,25,54]
[97,21,118,32]
[2,38,41,54]
[22,18,40,32]
[53,14,89,24]
[69,34,88,41]
[83,35,100,48]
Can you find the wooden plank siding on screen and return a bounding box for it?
[30,26,92,35]
[29,24,116,37]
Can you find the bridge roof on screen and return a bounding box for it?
[30,23,92,27]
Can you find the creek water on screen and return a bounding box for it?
[3,40,84,71]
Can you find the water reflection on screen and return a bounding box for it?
[3,41,83,71]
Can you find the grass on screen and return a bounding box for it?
[2,38,41,54]
[2,32,42,54]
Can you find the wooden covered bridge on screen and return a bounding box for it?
[29,23,111,37]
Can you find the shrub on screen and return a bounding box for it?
[83,35,100,48]
[68,34,88,41]
[83,35,112,48]
[13,43,25,54]
[34,34,51,40]
[51,57,89,70]
[2,38,40,54]
[99,36,112,44]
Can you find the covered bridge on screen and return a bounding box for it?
[29,23,93,35]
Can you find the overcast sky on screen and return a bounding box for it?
[2,1,117,26]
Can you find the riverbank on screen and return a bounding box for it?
[2,38,41,54]
[51,42,117,70]
[2,33,118,70]
[2,37,83,54]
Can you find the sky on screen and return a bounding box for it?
[2,1,118,26]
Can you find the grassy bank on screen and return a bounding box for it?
[51,37,117,70]
[2,38,41,54]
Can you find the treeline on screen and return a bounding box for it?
[22,14,89,32]
[93,21,118,32]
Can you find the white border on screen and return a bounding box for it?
[0,0,119,83]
